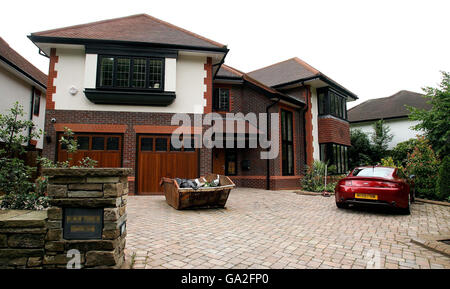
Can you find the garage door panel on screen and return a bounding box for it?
[137,135,199,194]
[57,134,122,168]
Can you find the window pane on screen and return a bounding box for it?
[287,112,292,142]
[92,137,105,150]
[344,146,348,171]
[77,136,89,150]
[340,145,345,173]
[320,144,326,163]
[226,150,237,175]
[287,144,293,174]
[155,138,167,151]
[33,94,40,115]
[141,138,153,151]
[132,58,146,88]
[281,111,286,141]
[100,57,114,86]
[344,100,347,120]
[148,59,162,89]
[116,58,130,87]
[318,92,326,115]
[107,137,119,151]
[218,89,230,111]
[330,92,335,115]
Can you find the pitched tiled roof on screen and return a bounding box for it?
[247,57,358,100]
[0,37,47,87]
[348,90,431,123]
[247,57,319,87]
[31,14,226,49]
[216,65,243,78]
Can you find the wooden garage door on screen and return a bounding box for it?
[137,135,199,194]
[57,133,122,168]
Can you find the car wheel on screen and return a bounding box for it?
[400,194,411,215]
[336,202,348,209]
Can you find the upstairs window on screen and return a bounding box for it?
[317,88,348,120]
[213,88,230,111]
[33,91,41,116]
[98,56,164,90]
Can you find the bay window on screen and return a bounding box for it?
[97,55,164,90]
[317,87,348,120]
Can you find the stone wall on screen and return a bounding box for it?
[0,211,47,269]
[44,168,131,269]
[0,168,131,269]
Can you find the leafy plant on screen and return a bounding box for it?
[436,155,450,202]
[0,157,35,195]
[301,160,327,192]
[0,102,42,158]
[404,136,440,199]
[38,127,97,169]
[408,71,450,158]
[1,192,49,210]
[391,138,418,167]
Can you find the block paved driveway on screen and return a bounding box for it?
[125,188,450,269]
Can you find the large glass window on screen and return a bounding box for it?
[98,56,163,90]
[281,110,294,175]
[317,88,348,120]
[319,143,349,174]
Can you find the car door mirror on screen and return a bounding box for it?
[409,174,416,179]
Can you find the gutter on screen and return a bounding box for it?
[28,35,230,54]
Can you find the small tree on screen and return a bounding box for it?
[0,102,41,157]
[408,71,450,158]
[436,155,450,201]
[0,102,41,196]
[371,119,393,162]
[404,136,440,199]
[348,129,373,169]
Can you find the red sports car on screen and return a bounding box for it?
[335,166,414,214]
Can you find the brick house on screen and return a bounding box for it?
[28,14,357,194]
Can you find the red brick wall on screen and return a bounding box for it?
[318,117,351,146]
[203,57,213,114]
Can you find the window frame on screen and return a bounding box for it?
[225,148,238,176]
[281,109,294,176]
[319,142,349,174]
[33,91,40,116]
[213,87,230,112]
[96,55,165,92]
[317,87,348,121]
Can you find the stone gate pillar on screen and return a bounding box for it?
[43,168,132,269]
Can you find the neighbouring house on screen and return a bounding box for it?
[348,90,431,149]
[0,37,47,152]
[28,14,357,194]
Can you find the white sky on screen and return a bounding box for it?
[1,0,449,107]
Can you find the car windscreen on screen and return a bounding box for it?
[352,167,394,178]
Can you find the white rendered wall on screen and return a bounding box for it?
[54,48,205,114]
[351,118,421,149]
[31,93,46,149]
[0,65,46,149]
[310,87,320,160]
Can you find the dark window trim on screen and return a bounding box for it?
[96,55,165,92]
[58,133,123,153]
[281,109,294,176]
[213,87,230,112]
[317,87,348,121]
[319,142,349,174]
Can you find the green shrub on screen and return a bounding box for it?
[404,137,440,199]
[391,138,418,166]
[436,155,450,201]
[1,192,49,210]
[301,160,327,192]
